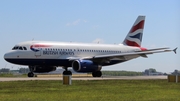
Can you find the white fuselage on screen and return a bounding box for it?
[4,41,141,67]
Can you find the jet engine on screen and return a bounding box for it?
[72,60,102,72]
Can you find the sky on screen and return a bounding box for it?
[0,0,179,73]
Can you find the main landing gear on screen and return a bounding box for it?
[92,71,102,77]
[63,67,72,75]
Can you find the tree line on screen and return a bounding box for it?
[102,71,143,76]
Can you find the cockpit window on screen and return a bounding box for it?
[23,47,27,50]
[12,46,27,50]
[19,47,23,50]
[12,46,18,50]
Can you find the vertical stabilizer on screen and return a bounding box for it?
[123,16,145,47]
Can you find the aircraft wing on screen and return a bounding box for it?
[68,47,177,63]
[90,47,177,61]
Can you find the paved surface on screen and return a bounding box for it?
[0,76,167,81]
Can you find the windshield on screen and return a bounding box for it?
[12,46,27,50]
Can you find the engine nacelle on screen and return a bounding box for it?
[32,66,56,73]
[72,60,102,72]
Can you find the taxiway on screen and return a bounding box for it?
[0,76,167,82]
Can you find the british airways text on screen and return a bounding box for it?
[43,51,74,55]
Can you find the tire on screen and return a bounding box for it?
[92,72,97,77]
[92,71,102,77]
[63,71,72,75]
[67,71,72,75]
[97,71,102,77]
[28,72,34,77]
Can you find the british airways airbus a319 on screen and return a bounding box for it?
[4,16,177,77]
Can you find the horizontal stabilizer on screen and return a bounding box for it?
[140,54,148,58]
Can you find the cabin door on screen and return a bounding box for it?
[34,45,41,57]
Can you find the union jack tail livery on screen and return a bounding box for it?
[123,16,145,47]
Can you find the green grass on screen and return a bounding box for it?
[0,73,27,77]
[0,80,179,101]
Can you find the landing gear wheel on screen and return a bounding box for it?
[92,71,102,77]
[92,72,97,77]
[28,72,34,77]
[96,71,102,77]
[63,71,72,75]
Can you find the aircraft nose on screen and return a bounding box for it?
[4,52,10,60]
[4,51,16,60]
[4,51,18,64]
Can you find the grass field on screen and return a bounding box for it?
[0,79,179,101]
[0,73,27,77]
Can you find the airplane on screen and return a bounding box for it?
[4,16,177,77]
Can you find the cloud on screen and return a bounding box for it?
[92,25,99,29]
[92,38,104,44]
[66,19,87,26]
[83,20,87,23]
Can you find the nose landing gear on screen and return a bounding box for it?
[28,72,34,77]
[28,66,35,77]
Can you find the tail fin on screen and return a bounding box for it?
[123,16,145,47]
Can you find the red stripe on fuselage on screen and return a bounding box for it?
[32,44,51,48]
[130,20,144,33]
[139,47,147,51]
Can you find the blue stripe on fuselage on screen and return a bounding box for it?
[4,58,126,67]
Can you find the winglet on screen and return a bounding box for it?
[173,47,178,54]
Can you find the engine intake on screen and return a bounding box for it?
[72,60,102,72]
